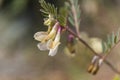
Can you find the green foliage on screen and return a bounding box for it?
[66,0,81,27]
[102,29,120,53]
[39,0,68,27]
[102,41,108,53]
[57,6,68,26]
[39,0,57,18]
[114,29,120,43]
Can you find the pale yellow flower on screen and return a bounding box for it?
[47,27,61,56]
[34,22,59,42]
[34,22,61,56]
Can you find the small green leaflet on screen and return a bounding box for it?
[102,29,120,53]
[57,6,68,26]
[39,0,57,17]
[67,0,81,27]
[39,0,68,27]
[114,29,120,43]
[102,41,108,53]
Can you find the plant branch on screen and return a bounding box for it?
[71,2,80,36]
[66,26,120,75]
[103,39,120,59]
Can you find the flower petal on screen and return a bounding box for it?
[34,31,48,41]
[48,43,60,56]
[44,22,59,40]
[37,42,49,51]
[53,26,61,44]
[46,39,53,49]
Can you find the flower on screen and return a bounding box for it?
[48,26,61,56]
[34,22,59,42]
[34,22,62,56]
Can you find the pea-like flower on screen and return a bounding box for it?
[34,22,62,56]
[47,26,61,56]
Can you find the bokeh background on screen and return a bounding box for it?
[0,0,120,80]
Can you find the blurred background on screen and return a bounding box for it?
[0,0,120,80]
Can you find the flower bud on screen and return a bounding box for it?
[87,55,103,75]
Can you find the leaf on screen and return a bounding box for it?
[57,6,68,26]
[68,17,74,26]
[75,0,78,6]
[40,9,48,14]
[68,0,81,28]
[102,41,107,53]
[57,15,66,26]
[69,12,73,20]
[102,28,120,54]
[39,0,57,17]
[114,29,120,43]
[107,35,112,48]
[111,32,115,46]
[77,6,81,19]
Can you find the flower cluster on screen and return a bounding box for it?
[34,16,62,56]
[33,0,120,75]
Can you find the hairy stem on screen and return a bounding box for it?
[66,26,120,75]
[71,2,80,36]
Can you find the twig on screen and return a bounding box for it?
[66,26,120,75]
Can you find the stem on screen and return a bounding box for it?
[71,2,80,36]
[66,26,120,75]
[103,39,120,59]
